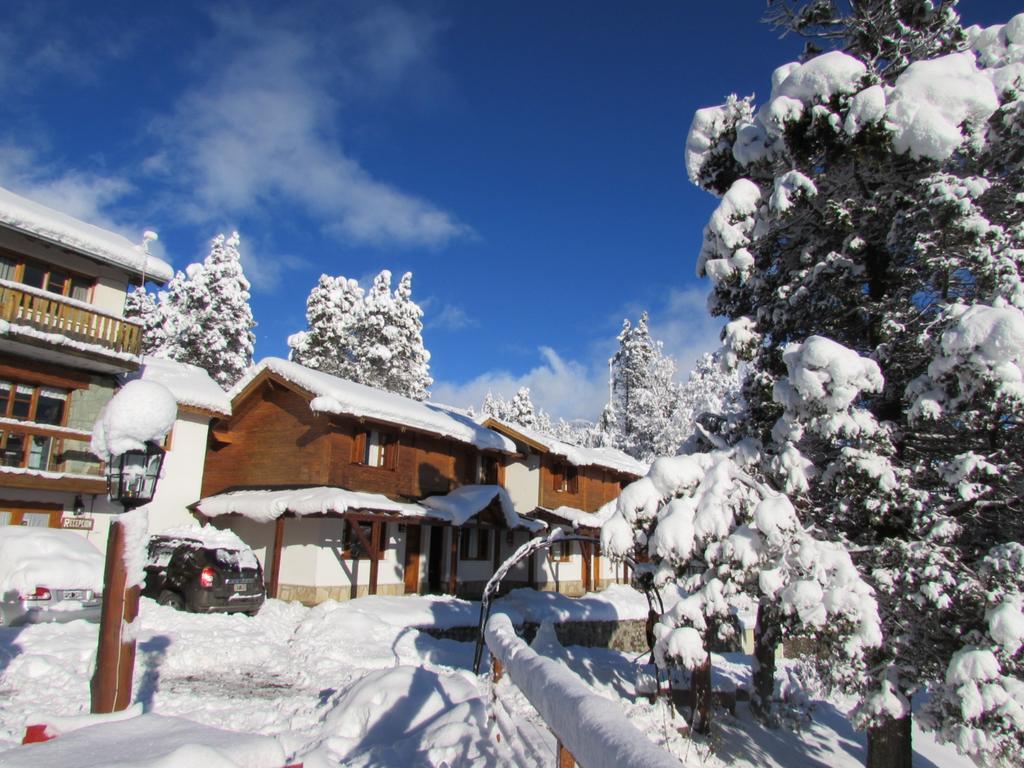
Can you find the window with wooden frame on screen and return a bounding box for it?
[0,501,62,528]
[350,429,398,470]
[341,519,384,559]
[551,537,572,562]
[459,526,491,561]
[551,461,578,494]
[0,252,94,301]
[0,380,70,471]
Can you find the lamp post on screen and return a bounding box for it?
[90,441,166,714]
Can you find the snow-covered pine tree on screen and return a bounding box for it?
[344,270,432,400]
[160,233,256,388]
[671,351,743,448]
[288,274,364,380]
[389,272,432,400]
[602,448,881,733]
[124,285,168,357]
[597,313,681,461]
[684,4,1024,764]
[508,386,537,428]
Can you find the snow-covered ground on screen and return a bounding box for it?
[0,593,973,767]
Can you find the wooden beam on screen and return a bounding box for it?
[448,527,460,596]
[368,521,381,595]
[269,517,285,599]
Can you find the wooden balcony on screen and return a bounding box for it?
[0,280,141,356]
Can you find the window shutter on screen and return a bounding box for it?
[351,431,367,464]
[384,436,398,470]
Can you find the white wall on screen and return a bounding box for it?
[147,411,212,535]
[504,454,540,514]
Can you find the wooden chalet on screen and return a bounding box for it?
[481,417,646,595]
[196,358,542,603]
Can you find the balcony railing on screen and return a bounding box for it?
[0,280,142,356]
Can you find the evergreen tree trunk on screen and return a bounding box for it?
[690,652,713,734]
[866,713,912,768]
[750,604,779,725]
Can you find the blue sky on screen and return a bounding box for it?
[0,1,1011,420]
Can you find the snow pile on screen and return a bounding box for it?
[196,486,425,524]
[0,528,103,595]
[0,185,172,283]
[885,53,1000,161]
[421,485,544,531]
[909,303,1024,420]
[90,380,177,461]
[129,357,231,416]
[233,358,513,453]
[299,666,502,767]
[485,612,680,768]
[987,599,1024,655]
[0,712,284,768]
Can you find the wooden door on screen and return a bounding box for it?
[403,524,422,594]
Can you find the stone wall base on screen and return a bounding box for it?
[277,582,405,605]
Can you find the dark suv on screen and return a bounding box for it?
[143,534,265,615]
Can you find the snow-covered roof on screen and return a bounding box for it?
[128,356,231,417]
[0,185,173,283]
[231,358,515,453]
[196,484,542,530]
[421,485,544,532]
[537,500,617,530]
[481,417,647,476]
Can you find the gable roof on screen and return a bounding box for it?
[229,358,515,453]
[0,185,173,283]
[481,417,647,476]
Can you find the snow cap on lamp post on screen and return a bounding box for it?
[91,380,177,509]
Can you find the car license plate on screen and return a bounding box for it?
[63,590,85,600]
[233,583,246,592]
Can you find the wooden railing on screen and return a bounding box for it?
[0,421,103,477]
[0,281,142,356]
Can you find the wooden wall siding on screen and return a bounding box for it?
[201,385,332,498]
[538,457,633,513]
[205,377,502,502]
[326,418,485,499]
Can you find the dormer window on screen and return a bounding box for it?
[351,428,398,470]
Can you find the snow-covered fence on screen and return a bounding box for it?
[485,613,680,768]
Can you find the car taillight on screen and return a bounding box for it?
[199,567,216,588]
[24,587,51,601]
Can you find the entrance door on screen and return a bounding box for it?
[426,526,444,594]
[403,524,422,594]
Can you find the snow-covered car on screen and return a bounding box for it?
[143,526,265,615]
[0,527,104,627]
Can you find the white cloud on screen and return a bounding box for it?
[152,4,466,250]
[647,285,725,379]
[432,346,607,421]
[427,302,476,331]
